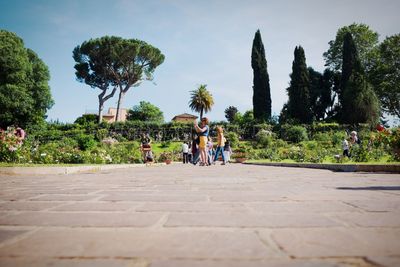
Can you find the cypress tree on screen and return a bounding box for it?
[286,46,312,123]
[251,30,271,121]
[341,32,379,124]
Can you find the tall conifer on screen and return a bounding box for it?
[251,30,271,121]
[341,32,379,124]
[286,46,312,123]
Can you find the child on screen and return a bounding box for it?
[342,137,350,158]
[223,140,232,163]
[182,141,189,164]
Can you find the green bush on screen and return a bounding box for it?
[74,114,98,125]
[225,132,240,148]
[76,134,97,151]
[255,130,273,148]
[280,124,308,143]
[300,141,319,150]
[95,128,109,142]
[332,131,347,146]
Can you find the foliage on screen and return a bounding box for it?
[370,34,400,118]
[323,23,379,73]
[158,151,172,162]
[76,134,97,151]
[74,114,99,125]
[73,36,165,123]
[280,124,308,143]
[255,129,273,148]
[73,38,117,123]
[308,68,338,121]
[341,33,379,124]
[127,101,164,123]
[189,84,214,119]
[225,131,240,148]
[0,30,54,128]
[285,46,312,124]
[95,128,109,142]
[224,106,238,123]
[372,128,400,160]
[251,29,271,121]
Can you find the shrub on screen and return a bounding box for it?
[312,132,331,142]
[300,140,319,150]
[95,128,109,142]
[311,122,340,132]
[255,130,273,148]
[74,114,98,125]
[332,131,347,146]
[225,132,239,147]
[350,145,369,162]
[280,124,308,143]
[76,134,97,151]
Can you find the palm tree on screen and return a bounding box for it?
[189,84,214,119]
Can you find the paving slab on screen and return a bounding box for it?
[0,228,275,259]
[165,212,340,228]
[0,257,149,267]
[0,211,164,227]
[0,164,399,266]
[267,228,400,257]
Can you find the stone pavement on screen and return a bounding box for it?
[0,164,399,267]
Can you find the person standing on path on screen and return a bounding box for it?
[342,137,350,158]
[213,126,226,165]
[182,141,189,164]
[223,140,232,163]
[207,136,214,165]
[194,117,210,166]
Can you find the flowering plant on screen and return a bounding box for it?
[0,127,25,162]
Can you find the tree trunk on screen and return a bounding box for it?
[115,87,125,122]
[98,90,106,124]
[98,101,103,123]
[200,108,203,120]
[98,87,117,124]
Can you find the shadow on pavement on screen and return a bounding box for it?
[337,186,400,191]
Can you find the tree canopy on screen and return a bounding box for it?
[251,29,272,121]
[189,84,214,119]
[224,106,238,123]
[323,23,379,73]
[127,101,164,123]
[0,30,53,128]
[73,36,164,123]
[370,34,400,118]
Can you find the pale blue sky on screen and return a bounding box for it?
[1,0,399,122]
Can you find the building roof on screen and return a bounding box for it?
[172,113,198,120]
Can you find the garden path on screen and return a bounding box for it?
[0,164,399,266]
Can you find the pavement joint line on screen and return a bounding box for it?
[254,229,290,258]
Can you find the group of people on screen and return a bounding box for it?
[342,130,361,158]
[182,117,232,166]
[139,117,232,165]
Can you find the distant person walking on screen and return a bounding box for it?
[207,136,214,165]
[213,126,226,165]
[194,117,209,166]
[182,141,189,164]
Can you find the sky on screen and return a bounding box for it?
[1,0,399,123]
